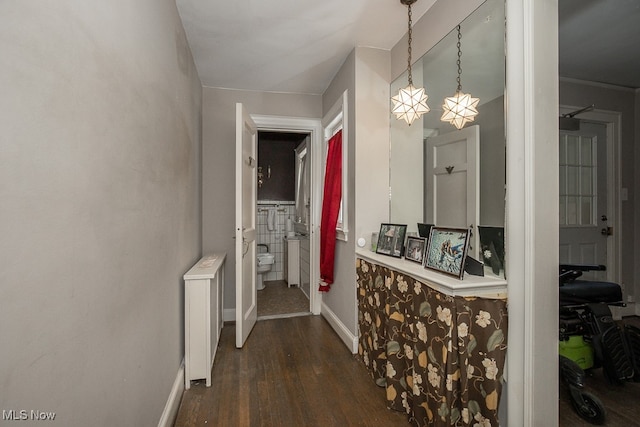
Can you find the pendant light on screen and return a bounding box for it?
[391,0,429,126]
[441,25,479,129]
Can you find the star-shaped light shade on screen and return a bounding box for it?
[391,84,430,126]
[441,90,479,129]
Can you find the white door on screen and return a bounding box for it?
[559,122,608,281]
[235,103,257,348]
[425,125,480,259]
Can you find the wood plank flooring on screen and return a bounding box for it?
[175,314,640,426]
[174,315,408,426]
[559,316,640,426]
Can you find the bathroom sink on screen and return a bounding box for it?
[293,221,308,235]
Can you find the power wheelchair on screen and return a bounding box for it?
[559,264,640,424]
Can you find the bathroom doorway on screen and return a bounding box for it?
[256,130,313,319]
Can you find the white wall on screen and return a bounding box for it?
[0,1,202,425]
[201,88,321,312]
[256,202,296,282]
[354,48,392,246]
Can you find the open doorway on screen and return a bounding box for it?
[558,107,621,291]
[255,130,312,319]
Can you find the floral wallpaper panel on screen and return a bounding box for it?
[357,258,508,427]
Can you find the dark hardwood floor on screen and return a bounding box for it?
[175,313,640,426]
[174,315,408,426]
[560,316,640,426]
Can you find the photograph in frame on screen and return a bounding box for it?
[479,226,505,276]
[417,223,434,240]
[375,223,408,258]
[405,236,426,264]
[424,227,470,279]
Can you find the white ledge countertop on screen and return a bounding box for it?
[356,248,507,299]
[184,253,226,281]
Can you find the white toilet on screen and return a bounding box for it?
[256,252,275,290]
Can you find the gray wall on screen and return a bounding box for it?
[0,1,202,425]
[322,50,358,337]
[476,95,506,227]
[560,79,637,300]
[201,87,321,310]
[319,47,391,342]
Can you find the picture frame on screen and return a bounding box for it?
[417,223,434,240]
[424,227,471,279]
[405,236,426,264]
[478,226,505,276]
[375,223,407,258]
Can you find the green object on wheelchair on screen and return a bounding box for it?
[559,336,594,370]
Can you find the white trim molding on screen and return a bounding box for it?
[223,308,236,323]
[157,360,185,427]
[506,0,559,425]
[250,114,323,316]
[322,90,349,242]
[321,302,359,354]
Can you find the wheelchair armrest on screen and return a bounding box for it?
[559,264,606,273]
[559,269,582,284]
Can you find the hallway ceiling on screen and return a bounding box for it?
[559,0,640,89]
[176,0,436,94]
[176,0,640,95]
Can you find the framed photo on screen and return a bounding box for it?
[479,226,505,276]
[405,236,426,264]
[376,223,407,258]
[417,223,434,239]
[424,227,470,279]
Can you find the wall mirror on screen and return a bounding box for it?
[389,0,505,269]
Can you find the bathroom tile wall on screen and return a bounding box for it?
[257,201,295,281]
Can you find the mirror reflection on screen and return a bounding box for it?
[390,0,505,270]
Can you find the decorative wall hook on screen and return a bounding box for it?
[446,166,454,174]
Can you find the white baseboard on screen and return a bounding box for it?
[611,303,636,320]
[223,308,235,323]
[157,360,184,427]
[321,302,359,354]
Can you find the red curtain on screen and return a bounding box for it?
[319,130,342,292]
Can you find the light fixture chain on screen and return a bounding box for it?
[407,3,413,85]
[392,0,429,126]
[456,25,462,92]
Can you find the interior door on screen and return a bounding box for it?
[559,122,608,281]
[425,125,480,259]
[235,103,257,348]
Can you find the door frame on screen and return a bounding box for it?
[424,125,480,260]
[559,105,621,286]
[251,114,323,315]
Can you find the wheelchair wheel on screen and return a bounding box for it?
[570,390,606,425]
